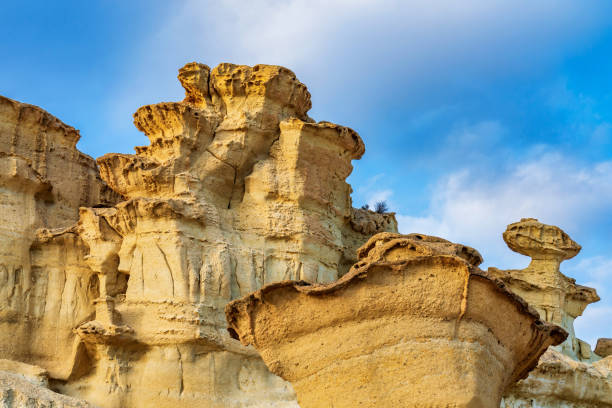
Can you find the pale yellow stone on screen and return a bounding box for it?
[1,369,96,408]
[0,63,396,407]
[493,219,612,408]
[2,61,609,408]
[0,359,49,387]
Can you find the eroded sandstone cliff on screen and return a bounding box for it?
[0,95,121,383]
[0,63,396,407]
[0,62,610,408]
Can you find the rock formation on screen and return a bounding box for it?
[226,233,567,407]
[596,338,612,358]
[490,219,612,408]
[0,360,95,407]
[0,63,396,407]
[0,95,121,383]
[0,62,610,408]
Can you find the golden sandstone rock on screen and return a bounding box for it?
[0,63,610,407]
[226,233,566,408]
[0,63,395,407]
[596,338,612,358]
[491,218,612,408]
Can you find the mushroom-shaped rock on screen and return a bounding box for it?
[492,219,600,361]
[494,219,612,407]
[226,233,567,408]
[503,218,581,263]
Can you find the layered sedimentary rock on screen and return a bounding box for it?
[0,96,121,379]
[226,233,567,408]
[492,219,612,408]
[0,63,396,407]
[2,62,610,408]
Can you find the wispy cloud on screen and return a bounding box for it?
[575,305,612,348]
[397,150,612,346]
[397,151,612,267]
[104,0,612,148]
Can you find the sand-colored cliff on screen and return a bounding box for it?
[0,63,610,408]
[0,63,395,407]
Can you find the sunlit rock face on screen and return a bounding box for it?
[0,63,396,407]
[1,62,609,408]
[0,96,121,381]
[226,232,567,408]
[490,219,612,408]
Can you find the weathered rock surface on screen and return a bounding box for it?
[2,62,610,408]
[0,360,96,407]
[503,350,612,408]
[596,338,612,358]
[0,63,396,407]
[492,219,612,408]
[1,369,96,408]
[226,233,567,408]
[0,96,121,381]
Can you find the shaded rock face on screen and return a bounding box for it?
[0,63,396,407]
[226,233,567,408]
[0,96,121,381]
[596,339,612,358]
[0,360,96,407]
[491,219,612,408]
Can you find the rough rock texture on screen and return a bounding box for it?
[0,96,121,379]
[502,350,612,408]
[3,62,609,408]
[226,233,567,408]
[491,219,612,408]
[1,370,96,408]
[0,360,95,407]
[596,339,612,358]
[0,63,396,407]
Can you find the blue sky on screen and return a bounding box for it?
[1,1,611,346]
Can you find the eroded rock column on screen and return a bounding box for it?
[489,219,612,408]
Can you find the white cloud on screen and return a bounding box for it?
[105,0,612,139]
[158,0,609,76]
[565,256,612,298]
[397,151,612,268]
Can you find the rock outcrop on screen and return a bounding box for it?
[226,233,567,408]
[1,63,610,408]
[491,219,612,408]
[0,95,121,381]
[596,338,612,358]
[0,360,96,407]
[0,63,396,407]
